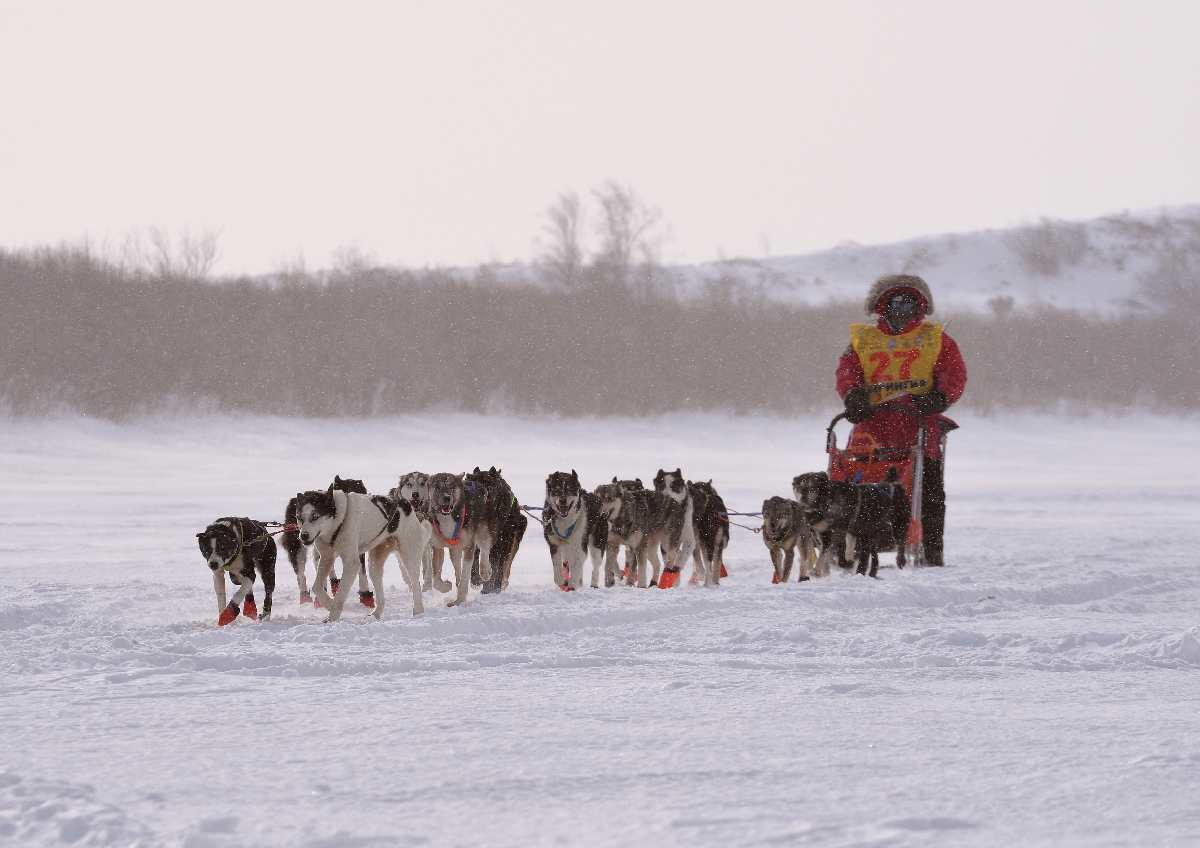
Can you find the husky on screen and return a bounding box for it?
[465,467,527,594]
[197,517,277,626]
[792,472,910,578]
[686,480,729,587]
[543,470,609,590]
[425,472,502,606]
[282,475,373,608]
[293,486,431,620]
[389,471,441,592]
[761,496,816,583]
[594,478,670,588]
[652,468,696,589]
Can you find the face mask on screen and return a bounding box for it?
[883,291,920,331]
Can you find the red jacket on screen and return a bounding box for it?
[835,313,967,460]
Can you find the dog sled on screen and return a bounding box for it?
[824,403,943,568]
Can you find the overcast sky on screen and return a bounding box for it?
[2,1,1199,275]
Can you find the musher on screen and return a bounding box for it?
[836,274,967,567]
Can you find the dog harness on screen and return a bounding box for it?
[221,518,269,571]
[431,502,467,546]
[763,516,792,548]
[547,506,583,542]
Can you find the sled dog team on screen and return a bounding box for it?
[196,464,906,626]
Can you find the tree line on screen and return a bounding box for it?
[2,224,1197,419]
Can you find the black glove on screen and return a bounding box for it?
[843,386,874,423]
[911,389,950,416]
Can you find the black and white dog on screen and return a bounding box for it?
[687,480,729,587]
[466,467,527,594]
[293,485,431,620]
[389,471,444,593]
[792,472,910,578]
[543,470,609,590]
[653,469,696,589]
[761,496,816,583]
[594,478,670,588]
[425,472,502,606]
[282,475,373,608]
[197,517,277,626]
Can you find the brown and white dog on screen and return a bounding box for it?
[761,496,817,583]
[425,472,504,606]
[390,471,444,593]
[594,478,670,588]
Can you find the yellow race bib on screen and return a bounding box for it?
[851,322,943,404]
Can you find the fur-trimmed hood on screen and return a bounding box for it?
[864,274,934,315]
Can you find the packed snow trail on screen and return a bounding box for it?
[1,413,1198,846]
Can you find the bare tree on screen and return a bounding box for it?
[592,180,664,285]
[537,190,586,288]
[119,226,220,280]
[331,243,376,280]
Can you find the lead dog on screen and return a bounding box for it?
[282,475,373,607]
[293,486,430,620]
[544,470,608,590]
[390,471,444,592]
[594,478,670,588]
[197,517,277,626]
[687,480,729,586]
[761,496,816,583]
[653,468,696,589]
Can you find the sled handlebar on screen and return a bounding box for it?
[825,400,926,452]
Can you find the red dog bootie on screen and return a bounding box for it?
[771,572,780,585]
[359,591,375,609]
[658,568,680,589]
[720,564,728,578]
[687,573,700,586]
[218,604,239,627]
[559,564,573,592]
[330,578,341,597]
[242,599,258,620]
[300,593,314,606]
[313,596,324,610]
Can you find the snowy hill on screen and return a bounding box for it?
[679,205,1200,314]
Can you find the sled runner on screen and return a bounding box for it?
[825,403,938,567]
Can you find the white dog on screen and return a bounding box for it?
[293,486,431,621]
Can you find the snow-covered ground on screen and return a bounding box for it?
[1,412,1198,847]
[677,204,1200,314]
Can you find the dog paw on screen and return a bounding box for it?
[771,573,780,585]
[242,600,258,620]
[798,575,810,582]
[217,605,238,627]
[358,591,375,609]
[300,594,314,606]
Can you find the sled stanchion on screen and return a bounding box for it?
[904,420,926,567]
